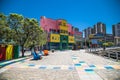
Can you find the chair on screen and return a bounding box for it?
[32,52,40,60]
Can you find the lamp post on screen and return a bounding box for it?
[89,39,91,52]
[103,33,106,51]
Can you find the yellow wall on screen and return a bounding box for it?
[69,36,75,43]
[6,45,13,60]
[59,20,68,35]
[89,34,95,38]
[50,34,60,42]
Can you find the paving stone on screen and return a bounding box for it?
[0,50,120,80]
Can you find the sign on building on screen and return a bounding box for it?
[91,39,98,44]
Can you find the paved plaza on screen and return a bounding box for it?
[0,50,120,80]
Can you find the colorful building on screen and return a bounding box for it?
[40,16,75,50]
[74,28,83,49]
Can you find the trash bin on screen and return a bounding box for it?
[51,49,54,53]
[13,45,19,59]
[0,45,6,61]
[6,45,13,60]
[43,50,48,56]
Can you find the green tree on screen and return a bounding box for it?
[0,13,14,44]
[103,43,109,46]
[21,18,43,50]
[108,42,114,47]
[9,16,47,57]
[1,13,47,57]
[7,13,24,44]
[0,13,7,41]
[23,20,47,51]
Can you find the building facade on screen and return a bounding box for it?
[112,23,120,46]
[74,28,83,49]
[84,22,106,39]
[93,22,106,34]
[105,34,114,42]
[84,29,88,39]
[40,16,75,50]
[89,33,113,44]
[84,22,107,47]
[84,27,94,39]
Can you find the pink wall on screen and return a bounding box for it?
[68,24,74,35]
[40,16,75,35]
[40,16,58,32]
[56,20,62,30]
[68,24,72,33]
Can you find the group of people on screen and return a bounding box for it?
[32,48,49,60]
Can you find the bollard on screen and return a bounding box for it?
[116,52,118,62]
[108,53,110,59]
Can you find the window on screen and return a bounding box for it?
[65,31,68,34]
[117,34,120,37]
[69,32,70,35]
[63,37,66,40]
[60,30,63,33]
[52,36,54,40]
[49,29,51,31]
[57,30,60,33]
[64,31,66,34]
[117,30,120,33]
[117,25,120,29]
[63,23,66,26]
[53,30,56,33]
[63,30,65,33]
[58,22,62,26]
[60,30,62,33]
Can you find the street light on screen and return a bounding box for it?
[103,33,106,50]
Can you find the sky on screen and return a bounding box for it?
[0,0,120,34]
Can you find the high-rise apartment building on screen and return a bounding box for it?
[112,23,120,46]
[84,22,106,47]
[84,27,94,39]
[93,22,106,34]
[84,22,106,40]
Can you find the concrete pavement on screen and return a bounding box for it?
[0,50,120,80]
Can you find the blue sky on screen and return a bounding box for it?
[0,0,120,34]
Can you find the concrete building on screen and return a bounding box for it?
[84,22,107,47]
[93,22,106,34]
[74,27,83,49]
[84,27,94,39]
[105,34,114,42]
[84,22,106,40]
[84,29,88,39]
[112,23,120,46]
[40,16,82,50]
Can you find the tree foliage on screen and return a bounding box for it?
[103,42,114,47]
[0,13,15,44]
[103,43,109,46]
[0,13,47,57]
